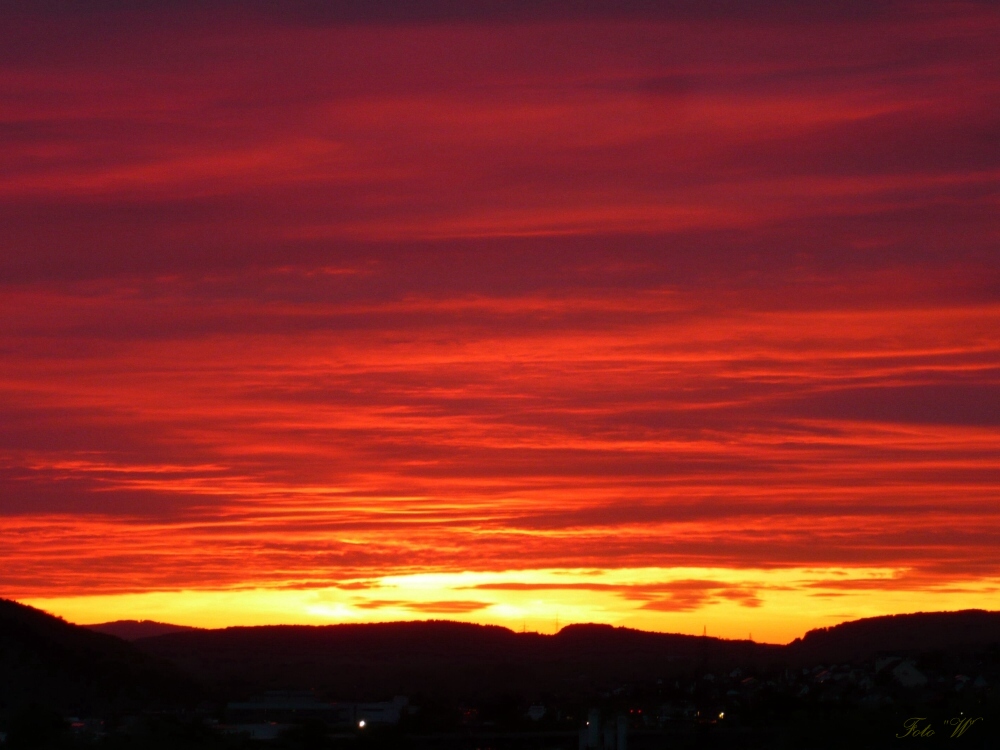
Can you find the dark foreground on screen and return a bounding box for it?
[1,600,998,749]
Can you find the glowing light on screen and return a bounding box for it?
[20,565,1000,644]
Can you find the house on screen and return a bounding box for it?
[225,691,408,729]
[892,660,928,688]
[356,696,408,726]
[527,704,547,721]
[875,656,901,673]
[579,709,627,750]
[225,691,351,726]
[221,723,286,741]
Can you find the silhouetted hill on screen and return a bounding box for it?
[130,611,1000,702]
[0,598,198,720]
[134,619,784,701]
[6,600,999,721]
[86,620,199,641]
[788,609,1000,664]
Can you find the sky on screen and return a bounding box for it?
[1,0,998,644]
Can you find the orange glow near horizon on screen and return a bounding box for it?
[2,2,999,639]
[23,565,1000,645]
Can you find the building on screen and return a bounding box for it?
[225,691,351,726]
[579,709,627,750]
[892,660,928,688]
[356,696,408,726]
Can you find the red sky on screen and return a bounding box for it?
[2,1,999,642]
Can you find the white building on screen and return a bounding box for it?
[526,704,547,721]
[356,696,408,726]
[892,660,928,688]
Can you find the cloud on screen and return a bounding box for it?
[402,600,491,614]
[1,0,998,629]
[469,579,767,611]
[2,1,906,30]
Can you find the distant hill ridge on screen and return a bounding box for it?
[120,609,1000,700]
[5,599,999,708]
[789,609,1000,663]
[86,619,199,641]
[108,609,1000,653]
